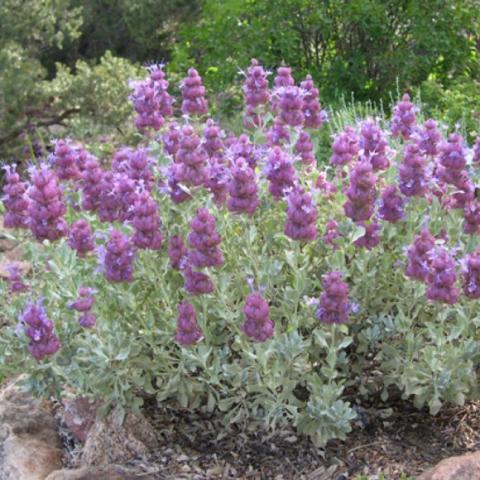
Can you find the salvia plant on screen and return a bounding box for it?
[2,61,480,448]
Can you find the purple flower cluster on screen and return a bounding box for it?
[379,185,405,223]
[205,158,229,206]
[227,158,259,216]
[295,131,315,165]
[354,222,381,250]
[69,286,96,328]
[68,219,95,257]
[130,64,173,131]
[21,300,60,361]
[300,75,326,129]
[316,271,350,324]
[169,235,188,270]
[188,208,224,268]
[405,229,435,281]
[323,220,340,249]
[276,86,304,127]
[50,140,81,181]
[27,165,67,242]
[176,302,203,346]
[5,264,28,294]
[391,94,417,140]
[330,127,359,167]
[80,156,104,211]
[180,68,208,116]
[398,144,430,197]
[162,122,182,157]
[359,119,389,171]
[265,147,296,200]
[462,249,480,299]
[267,118,290,146]
[426,247,459,304]
[124,148,155,191]
[464,200,480,234]
[473,136,480,164]
[413,119,441,156]
[284,187,317,242]
[2,165,29,229]
[274,66,294,88]
[103,230,135,282]
[131,191,163,250]
[183,265,214,295]
[343,160,377,222]
[203,119,225,160]
[230,134,256,169]
[243,59,270,128]
[242,291,274,342]
[175,125,208,186]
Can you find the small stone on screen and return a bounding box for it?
[45,464,158,480]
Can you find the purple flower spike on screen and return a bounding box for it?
[183,265,214,295]
[188,208,224,268]
[180,68,208,116]
[205,158,229,206]
[50,139,81,181]
[203,119,225,160]
[21,300,60,361]
[295,130,315,165]
[227,158,260,216]
[412,119,441,156]
[330,127,359,167]
[265,147,296,200]
[6,264,28,294]
[131,190,163,250]
[354,222,381,250]
[2,164,29,229]
[169,235,187,270]
[343,160,377,222]
[175,125,208,187]
[300,75,326,129]
[103,230,135,283]
[426,247,459,304]
[69,286,96,312]
[79,312,96,328]
[275,86,304,127]
[359,119,389,171]
[464,200,480,234]
[473,137,480,164]
[462,248,480,299]
[391,93,417,140]
[323,220,340,249]
[405,229,435,282]
[130,64,173,132]
[316,271,350,325]
[68,219,95,257]
[80,156,104,212]
[27,164,67,242]
[176,302,203,346]
[243,59,270,108]
[242,291,274,342]
[379,185,405,223]
[284,187,317,242]
[162,122,182,157]
[399,144,430,198]
[266,118,290,146]
[230,134,256,169]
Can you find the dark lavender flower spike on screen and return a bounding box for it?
[242,291,274,342]
[391,93,417,140]
[379,185,405,223]
[68,219,95,257]
[462,248,480,299]
[284,187,317,242]
[21,300,60,361]
[176,302,203,346]
[264,147,296,200]
[300,74,327,129]
[131,190,163,250]
[2,164,29,229]
[426,246,459,304]
[316,271,350,325]
[330,127,359,168]
[103,230,135,283]
[405,229,435,282]
[180,68,208,116]
[227,157,260,216]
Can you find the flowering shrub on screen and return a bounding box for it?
[2,61,480,447]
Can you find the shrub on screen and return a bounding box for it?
[2,60,480,447]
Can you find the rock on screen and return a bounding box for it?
[62,397,99,443]
[81,406,158,466]
[418,451,480,480]
[0,380,63,480]
[45,464,158,480]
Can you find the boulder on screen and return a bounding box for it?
[418,451,480,480]
[0,380,63,480]
[45,464,158,480]
[81,405,158,466]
